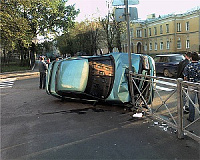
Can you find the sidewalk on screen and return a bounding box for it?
[0,70,39,79]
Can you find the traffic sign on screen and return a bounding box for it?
[112,0,139,6]
[115,7,138,22]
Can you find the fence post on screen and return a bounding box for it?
[129,71,135,106]
[177,78,184,139]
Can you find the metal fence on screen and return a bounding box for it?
[130,72,200,142]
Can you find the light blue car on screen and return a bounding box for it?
[46,52,155,105]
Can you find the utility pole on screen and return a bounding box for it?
[124,0,135,106]
[113,0,139,107]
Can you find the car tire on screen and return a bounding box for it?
[163,69,173,77]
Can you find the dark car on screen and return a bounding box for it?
[46,52,156,105]
[154,54,185,77]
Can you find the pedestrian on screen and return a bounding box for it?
[177,52,191,113]
[38,56,48,89]
[47,58,50,64]
[183,52,200,122]
[177,52,191,79]
[46,58,51,67]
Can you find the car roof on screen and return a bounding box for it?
[156,54,183,57]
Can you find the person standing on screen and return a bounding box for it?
[38,57,48,89]
[177,52,191,113]
[46,58,51,66]
[183,52,200,122]
[177,52,191,79]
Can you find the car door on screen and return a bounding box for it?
[155,56,162,73]
[158,56,170,73]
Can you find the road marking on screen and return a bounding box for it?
[156,85,174,92]
[0,78,16,88]
[155,80,176,92]
[156,80,177,87]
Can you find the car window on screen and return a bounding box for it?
[154,57,160,62]
[160,57,168,62]
[169,55,184,62]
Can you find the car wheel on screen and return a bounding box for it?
[163,69,173,77]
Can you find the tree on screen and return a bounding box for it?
[56,32,74,57]
[24,0,79,67]
[100,13,124,53]
[113,19,124,52]
[0,0,32,65]
[56,20,107,56]
[1,0,79,66]
[101,15,114,53]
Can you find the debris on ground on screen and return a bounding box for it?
[132,112,143,118]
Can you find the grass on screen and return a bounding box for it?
[1,64,30,73]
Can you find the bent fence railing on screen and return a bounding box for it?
[130,72,200,142]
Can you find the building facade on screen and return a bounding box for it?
[121,7,200,55]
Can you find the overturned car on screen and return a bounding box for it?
[46,52,155,105]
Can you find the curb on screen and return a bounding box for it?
[0,70,39,79]
[0,70,35,74]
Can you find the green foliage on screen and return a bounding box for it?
[25,0,79,36]
[0,0,32,51]
[100,13,124,53]
[56,21,107,56]
[1,0,79,66]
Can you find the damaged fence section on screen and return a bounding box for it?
[130,73,200,142]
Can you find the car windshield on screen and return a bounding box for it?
[169,55,184,62]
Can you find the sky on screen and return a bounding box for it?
[66,0,200,21]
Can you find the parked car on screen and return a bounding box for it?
[154,54,185,77]
[46,52,156,105]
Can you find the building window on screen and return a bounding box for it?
[155,42,157,50]
[149,28,152,36]
[131,43,134,52]
[149,42,152,50]
[177,39,181,49]
[154,27,157,35]
[136,29,142,37]
[144,43,147,51]
[186,40,190,48]
[186,22,189,31]
[130,29,134,38]
[122,45,124,52]
[166,41,170,49]
[177,23,181,32]
[160,42,163,50]
[121,33,126,40]
[125,44,128,52]
[166,24,169,33]
[160,25,163,34]
[144,29,147,37]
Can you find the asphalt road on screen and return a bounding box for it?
[1,76,199,160]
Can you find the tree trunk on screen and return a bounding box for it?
[30,42,36,68]
[18,41,24,66]
[3,48,6,66]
